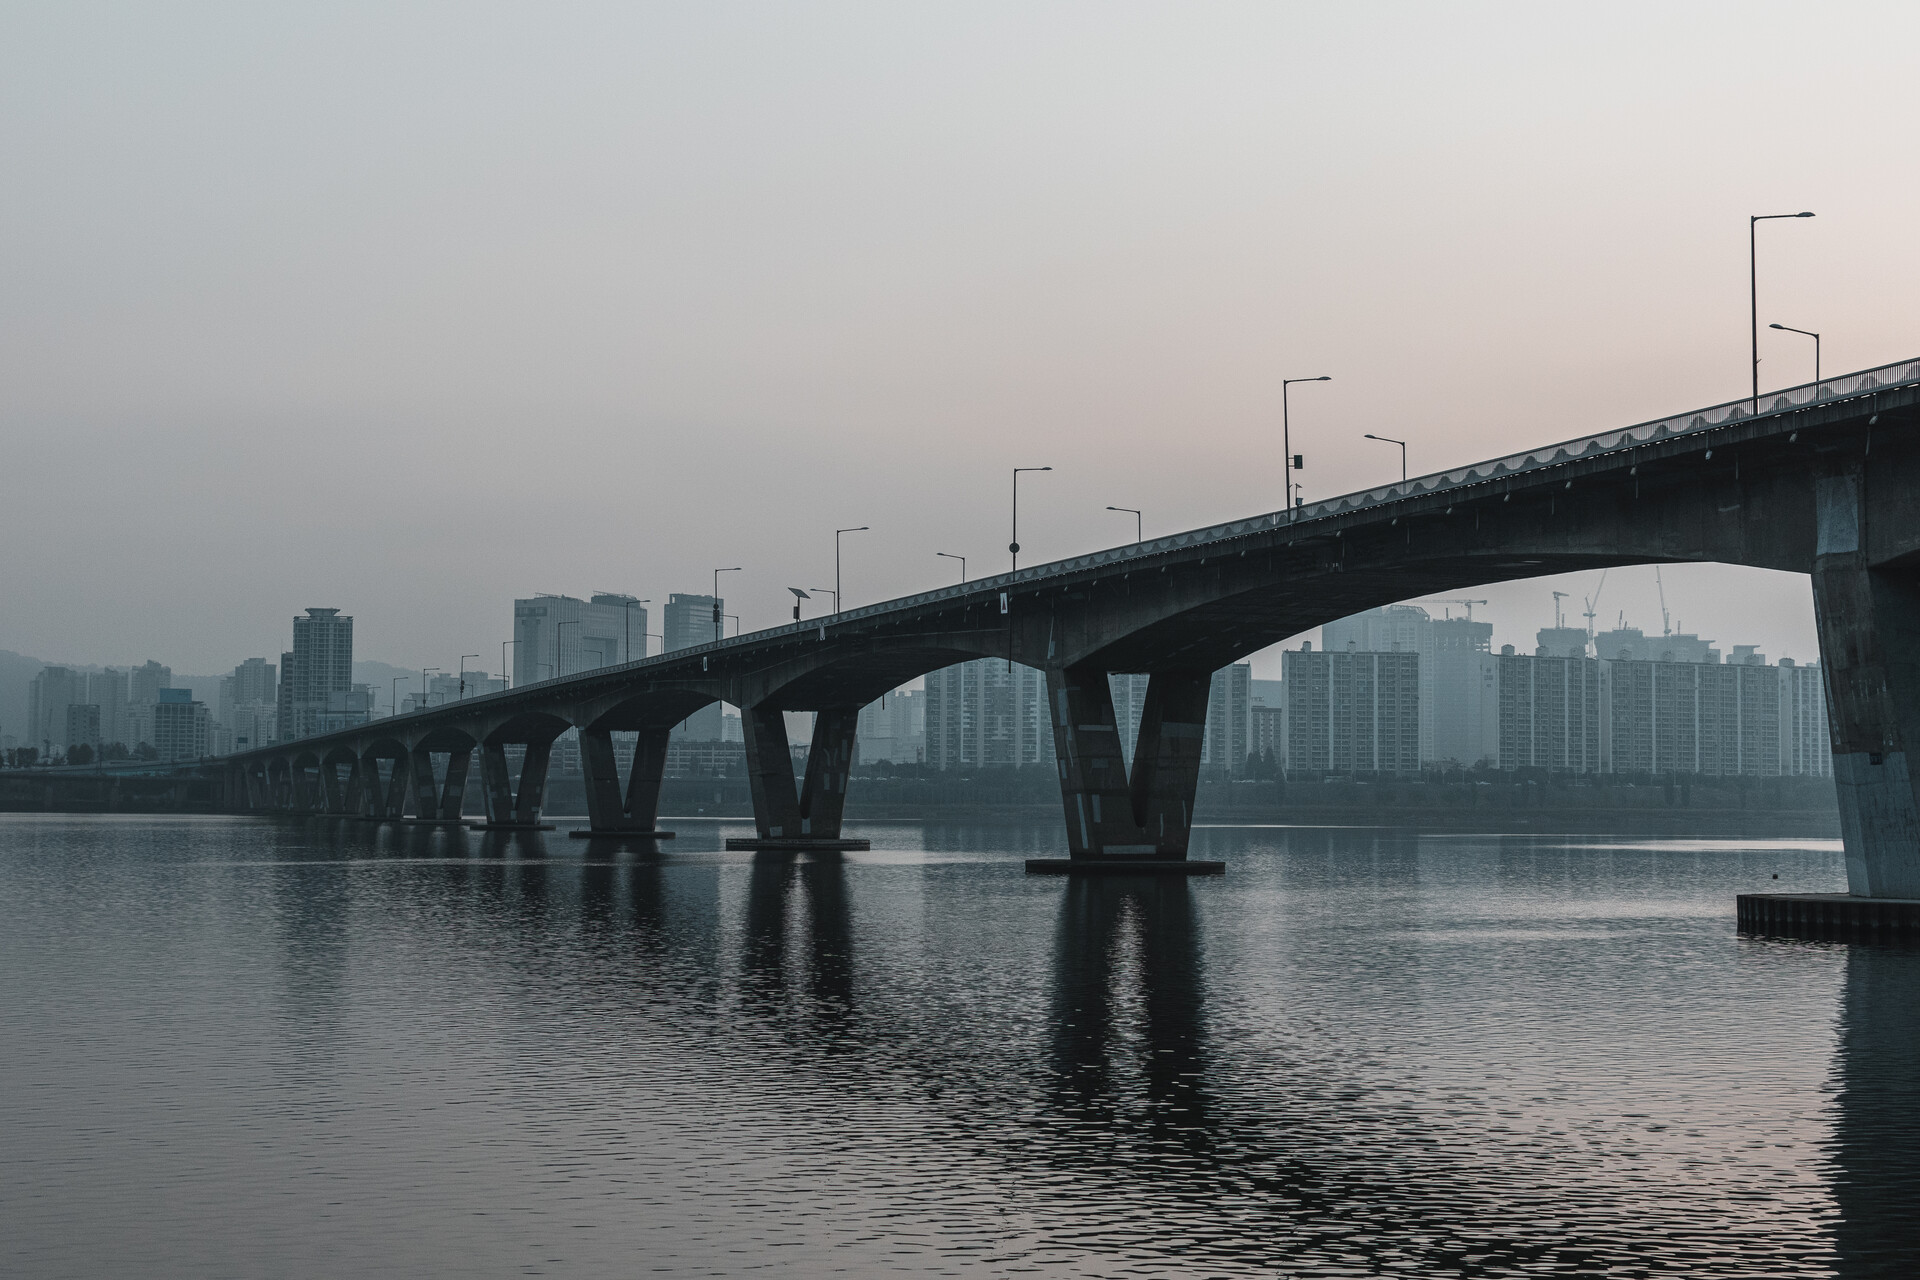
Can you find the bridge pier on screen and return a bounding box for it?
[729,704,868,851]
[405,745,472,825]
[1028,665,1222,874]
[476,738,556,830]
[362,749,411,820]
[1813,477,1920,897]
[574,726,675,839]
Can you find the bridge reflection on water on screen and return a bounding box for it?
[222,819,1920,1275]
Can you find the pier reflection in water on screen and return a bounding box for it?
[0,815,1910,1276]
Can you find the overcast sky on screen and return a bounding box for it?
[4,2,1917,678]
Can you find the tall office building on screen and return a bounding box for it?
[1282,645,1420,775]
[1496,645,1604,772]
[512,593,645,687]
[661,593,725,740]
[663,594,722,653]
[86,668,129,747]
[923,659,1054,770]
[279,608,355,741]
[27,666,86,751]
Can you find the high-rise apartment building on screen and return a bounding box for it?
[128,660,172,706]
[27,666,86,751]
[1607,655,1784,776]
[1780,660,1831,778]
[1496,646,1604,771]
[65,704,101,754]
[1282,645,1420,776]
[1323,605,1443,763]
[923,659,1054,770]
[856,689,925,764]
[1430,617,1497,766]
[151,688,211,762]
[279,608,355,741]
[1203,663,1254,772]
[87,668,129,747]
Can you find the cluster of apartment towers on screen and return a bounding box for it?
[18,592,1832,782]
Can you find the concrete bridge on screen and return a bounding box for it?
[225,358,1920,894]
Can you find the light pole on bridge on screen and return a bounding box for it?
[458,654,479,699]
[502,639,516,689]
[1011,467,1051,574]
[936,552,966,582]
[1751,211,1814,414]
[1106,506,1142,543]
[1769,323,1821,390]
[555,620,579,677]
[713,568,741,645]
[1282,375,1331,513]
[390,676,408,717]
[835,527,867,615]
[1363,433,1407,483]
[420,667,440,710]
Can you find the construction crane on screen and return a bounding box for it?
[1655,567,1672,636]
[1551,590,1570,629]
[1428,598,1488,620]
[1582,570,1609,643]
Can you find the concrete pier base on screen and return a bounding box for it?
[568,829,675,840]
[467,821,557,832]
[724,837,870,852]
[1027,858,1225,875]
[1738,892,1920,939]
[397,818,472,828]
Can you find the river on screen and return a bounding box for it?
[1,814,1913,1277]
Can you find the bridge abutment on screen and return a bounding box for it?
[1813,481,1920,895]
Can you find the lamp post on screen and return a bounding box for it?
[725,613,741,637]
[420,667,440,709]
[502,639,516,689]
[391,676,408,717]
[812,588,838,614]
[1769,323,1820,389]
[834,527,867,614]
[621,598,650,662]
[555,620,579,677]
[936,552,966,582]
[1106,506,1142,542]
[457,654,479,699]
[1011,467,1051,573]
[1363,433,1407,483]
[713,567,741,645]
[1283,375,1331,511]
[788,587,811,621]
[1751,211,1814,413]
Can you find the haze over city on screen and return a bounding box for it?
[6,3,1918,677]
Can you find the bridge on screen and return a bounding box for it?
[224,358,1920,895]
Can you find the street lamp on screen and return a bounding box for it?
[835,527,868,614]
[390,676,408,716]
[618,598,650,662]
[420,667,440,709]
[788,586,811,621]
[936,552,966,582]
[555,619,579,676]
[713,567,741,645]
[1106,506,1142,542]
[725,613,741,637]
[458,654,480,699]
[502,638,516,689]
[1363,433,1407,483]
[1012,467,1051,573]
[1751,211,1814,412]
[1283,376,1331,512]
[812,587,839,614]
[1769,323,1821,389]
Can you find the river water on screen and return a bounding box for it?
[1,813,1914,1278]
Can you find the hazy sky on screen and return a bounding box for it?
[5,2,1918,678]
